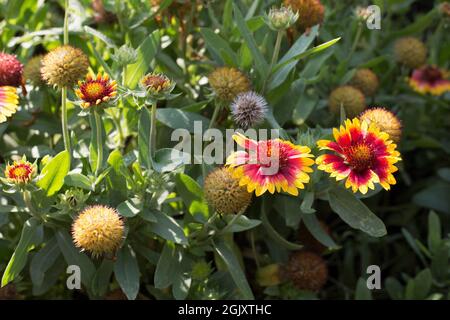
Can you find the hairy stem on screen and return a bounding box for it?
[61,87,71,159]
[94,109,103,175]
[150,102,157,157]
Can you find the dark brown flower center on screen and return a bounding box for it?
[345,144,374,172]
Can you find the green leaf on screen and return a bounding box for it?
[153,148,187,173]
[200,28,237,66]
[88,112,106,173]
[175,173,209,220]
[301,213,339,249]
[117,198,142,217]
[55,230,96,288]
[328,185,387,237]
[427,211,441,254]
[64,172,93,191]
[405,269,432,300]
[138,107,151,169]
[114,245,140,300]
[30,236,60,287]
[233,3,269,79]
[157,108,210,132]
[84,26,116,48]
[413,182,450,214]
[37,150,70,196]
[154,243,181,288]
[385,277,404,300]
[222,215,261,233]
[355,277,372,300]
[125,30,160,89]
[91,259,114,298]
[2,218,40,286]
[261,207,303,250]
[148,211,188,245]
[172,273,191,300]
[213,239,254,299]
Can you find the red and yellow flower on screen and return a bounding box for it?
[0,86,19,123]
[4,157,36,185]
[316,118,401,194]
[409,65,450,96]
[75,72,117,109]
[226,133,314,196]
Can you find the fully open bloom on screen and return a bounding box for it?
[409,65,450,96]
[75,72,117,108]
[226,133,314,196]
[316,118,401,194]
[4,157,36,185]
[0,86,19,123]
[72,205,124,257]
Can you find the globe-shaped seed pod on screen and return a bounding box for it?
[329,85,366,118]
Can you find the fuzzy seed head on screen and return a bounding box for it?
[204,167,252,215]
[286,251,328,291]
[394,37,427,69]
[283,0,325,30]
[231,91,268,130]
[72,205,124,257]
[24,55,45,86]
[349,68,379,97]
[208,67,251,102]
[41,45,89,88]
[329,85,366,117]
[359,107,402,143]
[0,53,23,87]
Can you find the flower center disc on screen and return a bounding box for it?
[346,144,374,172]
[84,82,105,99]
[10,165,31,179]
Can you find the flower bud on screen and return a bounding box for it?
[266,6,299,31]
[112,45,138,67]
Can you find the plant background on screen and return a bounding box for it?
[0,0,449,300]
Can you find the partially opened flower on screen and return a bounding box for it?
[140,72,175,100]
[72,205,124,257]
[4,156,36,185]
[0,53,23,87]
[0,86,19,123]
[409,65,450,96]
[226,133,314,196]
[316,118,401,194]
[75,72,117,109]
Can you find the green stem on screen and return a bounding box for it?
[61,87,71,158]
[348,24,363,62]
[218,209,245,235]
[150,102,157,157]
[63,0,69,45]
[208,102,221,130]
[94,109,103,176]
[262,30,283,93]
[23,190,39,219]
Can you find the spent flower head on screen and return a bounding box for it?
[230,91,268,130]
[266,5,299,31]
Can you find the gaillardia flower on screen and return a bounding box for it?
[285,251,328,292]
[0,86,19,123]
[408,65,450,96]
[359,107,402,143]
[349,68,379,97]
[72,205,124,257]
[394,37,427,69]
[208,67,250,102]
[24,55,44,86]
[283,0,325,30]
[75,72,117,108]
[230,91,268,130]
[0,52,23,87]
[316,118,401,194]
[4,157,36,185]
[329,85,365,118]
[204,167,252,215]
[41,45,89,88]
[140,72,175,99]
[226,133,314,196]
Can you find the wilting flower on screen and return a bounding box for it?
[328,85,366,118]
[408,65,450,96]
[0,52,23,87]
[4,156,36,185]
[316,118,401,194]
[349,68,379,97]
[72,205,124,257]
[208,67,250,102]
[75,72,117,108]
[230,91,268,130]
[266,5,299,31]
[0,86,19,123]
[140,72,175,99]
[283,0,325,30]
[285,251,328,291]
[359,107,402,143]
[394,37,427,69]
[226,133,314,196]
[41,45,89,88]
[24,55,45,86]
[204,167,252,215]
